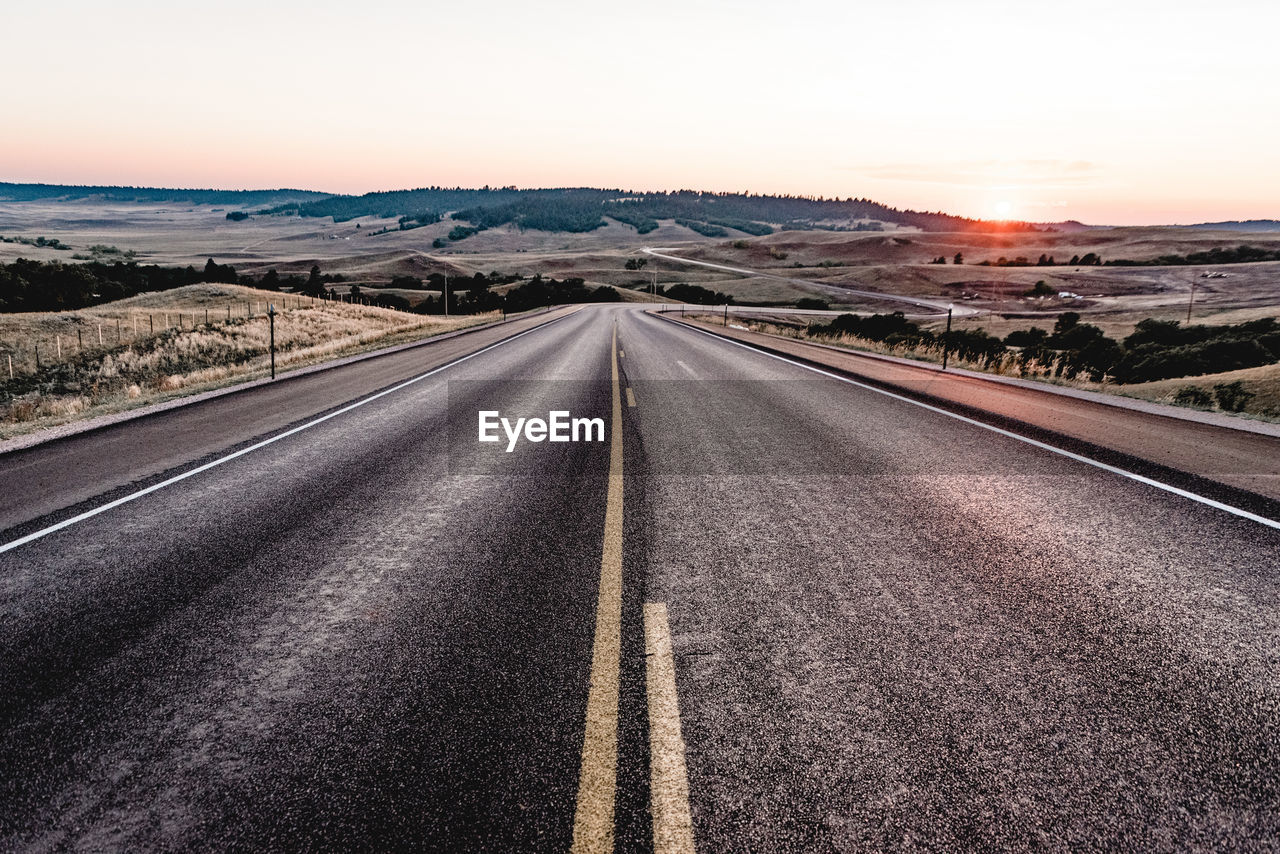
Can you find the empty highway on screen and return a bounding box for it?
[2,305,1278,852]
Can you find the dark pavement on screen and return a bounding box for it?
[2,305,1278,851]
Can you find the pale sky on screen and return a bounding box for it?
[3,0,1277,224]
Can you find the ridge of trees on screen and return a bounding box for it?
[0,182,327,206]
[260,186,1048,236]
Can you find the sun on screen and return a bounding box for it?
[994,200,1014,219]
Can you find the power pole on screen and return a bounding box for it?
[1186,278,1197,324]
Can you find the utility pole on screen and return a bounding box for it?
[941,305,954,370]
[444,276,450,316]
[268,304,277,380]
[1186,278,1197,324]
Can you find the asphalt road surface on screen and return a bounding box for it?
[2,305,1278,852]
[641,248,984,316]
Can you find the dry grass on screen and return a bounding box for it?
[705,314,1280,423]
[1110,363,1280,420]
[0,284,492,438]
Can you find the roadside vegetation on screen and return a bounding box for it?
[0,284,492,439]
[708,310,1280,421]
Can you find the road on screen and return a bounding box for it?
[2,305,1279,851]
[641,248,986,316]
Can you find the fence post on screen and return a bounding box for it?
[117,319,121,343]
[98,324,103,346]
[268,304,277,380]
[941,305,954,371]
[149,314,154,333]
[57,335,61,359]
[78,329,83,350]
[6,354,11,380]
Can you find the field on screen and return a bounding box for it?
[0,283,491,439]
[3,197,1280,427]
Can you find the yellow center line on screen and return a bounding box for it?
[626,387,637,408]
[644,603,696,854]
[571,322,625,853]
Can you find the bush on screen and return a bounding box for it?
[1024,280,1055,297]
[1213,381,1254,412]
[1173,386,1213,409]
[796,298,830,311]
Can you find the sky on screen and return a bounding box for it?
[3,0,1277,225]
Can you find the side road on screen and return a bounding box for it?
[663,314,1280,507]
[0,307,576,532]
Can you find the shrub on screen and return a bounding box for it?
[1173,386,1213,409]
[1213,381,1254,412]
[1024,280,1055,297]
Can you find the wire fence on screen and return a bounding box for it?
[0,296,321,381]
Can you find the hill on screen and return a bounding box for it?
[263,186,1050,236]
[0,182,1057,236]
[1183,220,1280,232]
[0,182,329,206]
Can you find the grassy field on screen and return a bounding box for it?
[0,284,492,439]
[1111,362,1280,420]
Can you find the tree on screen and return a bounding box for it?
[953,252,963,265]
[1024,280,1055,297]
[1053,312,1081,337]
[260,269,281,291]
[300,264,326,297]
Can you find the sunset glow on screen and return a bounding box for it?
[2,0,1277,225]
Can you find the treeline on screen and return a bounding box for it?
[1103,244,1280,267]
[0,257,356,311]
[259,186,1046,236]
[653,283,733,305]
[0,234,71,250]
[811,311,1280,385]
[0,258,242,312]
[366,274,621,315]
[0,182,327,206]
[975,245,1280,268]
[979,253,1102,267]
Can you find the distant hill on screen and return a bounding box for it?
[262,186,1055,236]
[0,181,1069,236]
[1182,220,1280,232]
[0,182,329,206]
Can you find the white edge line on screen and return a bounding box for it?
[672,318,1280,532]
[0,314,570,555]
